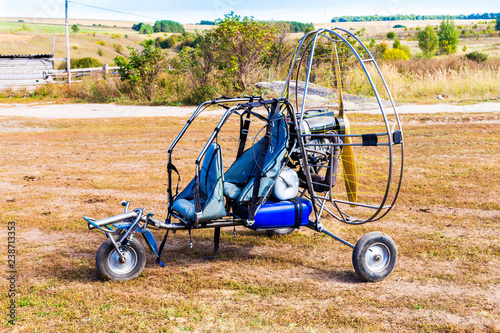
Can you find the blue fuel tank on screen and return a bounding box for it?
[235,197,313,230]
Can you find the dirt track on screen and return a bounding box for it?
[0,102,499,119]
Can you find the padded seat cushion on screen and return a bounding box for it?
[172,199,195,221]
[223,182,242,199]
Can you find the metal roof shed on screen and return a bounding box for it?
[0,54,54,90]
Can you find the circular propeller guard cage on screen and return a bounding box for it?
[282,28,404,225]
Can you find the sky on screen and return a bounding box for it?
[0,0,498,23]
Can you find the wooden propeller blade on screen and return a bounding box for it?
[332,42,358,205]
[341,114,358,204]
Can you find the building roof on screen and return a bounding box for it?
[0,54,53,59]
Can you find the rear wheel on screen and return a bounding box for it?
[96,235,146,281]
[352,231,397,282]
[265,228,296,236]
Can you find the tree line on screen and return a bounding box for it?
[132,21,185,34]
[331,12,500,22]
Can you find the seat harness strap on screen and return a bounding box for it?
[237,111,252,159]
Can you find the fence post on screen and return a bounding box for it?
[103,63,108,81]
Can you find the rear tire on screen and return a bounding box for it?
[96,235,146,281]
[352,231,397,282]
[265,228,296,236]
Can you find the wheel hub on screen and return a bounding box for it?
[108,246,137,275]
[365,243,390,272]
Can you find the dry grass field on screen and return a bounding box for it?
[0,110,498,332]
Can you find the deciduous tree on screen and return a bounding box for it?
[438,18,459,54]
[417,25,438,58]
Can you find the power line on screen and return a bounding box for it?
[68,1,158,21]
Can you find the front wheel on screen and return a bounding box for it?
[352,231,397,282]
[96,235,146,281]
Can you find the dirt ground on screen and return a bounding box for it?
[0,108,498,332]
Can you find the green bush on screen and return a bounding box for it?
[113,43,124,53]
[465,51,488,62]
[58,57,103,70]
[386,31,395,39]
[154,37,165,48]
[164,36,177,48]
[114,39,168,101]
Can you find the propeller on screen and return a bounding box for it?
[333,45,358,205]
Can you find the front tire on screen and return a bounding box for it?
[96,235,146,281]
[352,231,397,282]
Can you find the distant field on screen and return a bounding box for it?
[0,19,215,65]
[0,17,499,64]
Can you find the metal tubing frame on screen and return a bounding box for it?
[282,28,404,226]
[85,29,404,255]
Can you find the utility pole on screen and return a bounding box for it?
[65,0,71,85]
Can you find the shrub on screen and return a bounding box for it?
[71,24,79,33]
[303,26,314,35]
[179,36,197,49]
[114,39,168,101]
[393,24,406,28]
[97,48,103,57]
[382,48,409,61]
[155,37,165,48]
[95,40,106,46]
[159,36,177,49]
[465,51,488,62]
[113,43,124,53]
[372,42,388,58]
[386,31,395,39]
[399,45,411,57]
[58,57,103,70]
